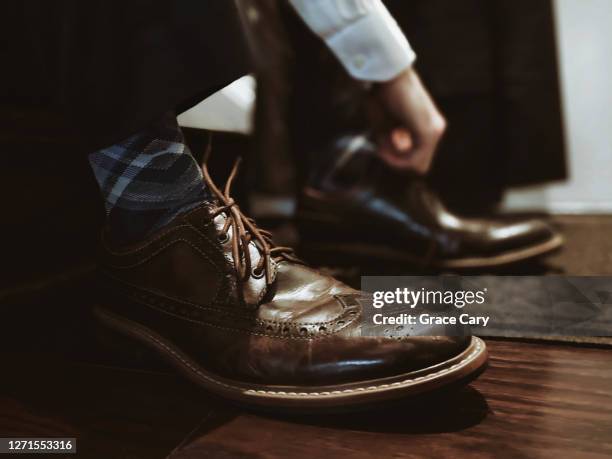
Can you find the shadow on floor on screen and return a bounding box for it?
[257,385,489,435]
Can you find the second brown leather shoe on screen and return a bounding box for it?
[94,159,487,411]
[297,134,563,270]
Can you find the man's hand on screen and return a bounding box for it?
[372,66,446,174]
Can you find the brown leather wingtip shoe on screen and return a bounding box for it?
[94,160,487,411]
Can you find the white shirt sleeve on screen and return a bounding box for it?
[288,0,416,82]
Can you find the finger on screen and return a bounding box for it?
[378,132,417,170]
[383,113,445,172]
[379,128,438,173]
[378,145,421,170]
[408,116,446,173]
[380,154,419,170]
[389,135,437,173]
[391,128,413,152]
[376,128,414,169]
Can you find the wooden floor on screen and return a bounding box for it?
[169,340,612,459]
[1,216,612,458]
[1,340,611,459]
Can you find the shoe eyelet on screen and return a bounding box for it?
[252,267,265,279]
[217,233,230,244]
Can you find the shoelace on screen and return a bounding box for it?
[201,145,300,286]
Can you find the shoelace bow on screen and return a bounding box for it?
[201,147,300,286]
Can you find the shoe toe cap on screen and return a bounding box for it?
[291,333,471,386]
[483,218,558,254]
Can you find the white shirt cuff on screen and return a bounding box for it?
[289,0,416,82]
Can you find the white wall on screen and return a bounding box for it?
[503,0,612,213]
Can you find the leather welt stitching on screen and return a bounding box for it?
[242,341,482,396]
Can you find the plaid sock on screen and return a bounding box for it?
[88,112,209,245]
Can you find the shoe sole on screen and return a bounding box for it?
[301,234,564,270]
[93,306,488,411]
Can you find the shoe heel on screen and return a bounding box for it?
[94,310,167,370]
